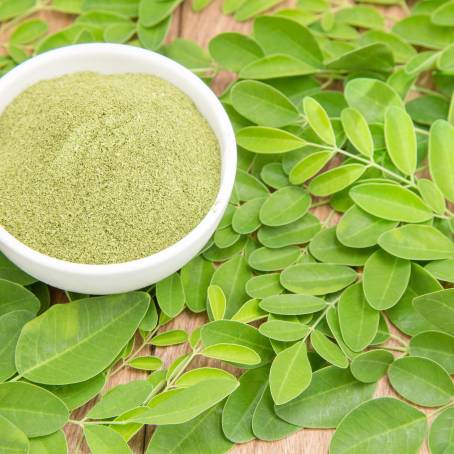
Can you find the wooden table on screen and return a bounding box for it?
[22,1,431,452]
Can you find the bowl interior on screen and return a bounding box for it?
[0,44,236,271]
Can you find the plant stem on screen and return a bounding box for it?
[110,326,160,377]
[307,141,416,187]
[302,298,339,342]
[389,333,408,348]
[429,400,454,419]
[382,345,407,353]
[415,127,430,136]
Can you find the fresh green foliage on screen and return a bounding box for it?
[0,1,453,452]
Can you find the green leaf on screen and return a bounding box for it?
[246,273,283,299]
[211,255,252,318]
[387,263,442,336]
[253,16,322,66]
[0,0,35,20]
[303,97,335,145]
[340,107,373,157]
[52,0,83,13]
[147,404,232,453]
[409,331,454,374]
[156,273,185,318]
[393,15,454,49]
[175,368,237,388]
[84,425,132,454]
[208,285,227,321]
[326,43,393,74]
[258,213,320,248]
[350,349,394,383]
[407,95,449,125]
[214,226,240,250]
[82,0,139,16]
[252,387,299,441]
[232,197,265,234]
[10,19,47,45]
[0,415,29,454]
[231,299,267,323]
[429,120,454,202]
[29,430,67,454]
[413,289,454,335]
[336,5,384,29]
[309,227,374,266]
[260,294,326,315]
[128,356,162,371]
[87,380,153,419]
[330,398,426,453]
[235,169,269,201]
[44,374,106,411]
[336,205,397,248]
[181,256,214,313]
[138,16,172,51]
[16,293,148,384]
[259,319,310,342]
[0,382,68,437]
[269,340,312,405]
[239,54,318,79]
[280,263,356,295]
[384,106,417,176]
[360,30,416,64]
[0,310,34,382]
[0,252,36,285]
[150,329,188,346]
[276,367,376,428]
[260,162,289,189]
[35,25,87,54]
[417,178,446,215]
[425,259,454,283]
[139,0,182,27]
[259,186,310,226]
[388,356,454,407]
[222,366,269,443]
[432,0,454,25]
[363,250,411,310]
[378,225,454,260]
[163,38,211,71]
[130,378,239,425]
[338,283,379,352]
[201,320,274,366]
[234,0,284,20]
[231,80,299,128]
[289,150,334,184]
[309,164,366,197]
[344,77,403,123]
[209,32,263,72]
[310,329,348,368]
[429,408,454,454]
[248,246,300,272]
[237,126,306,153]
[350,183,433,223]
[0,278,40,316]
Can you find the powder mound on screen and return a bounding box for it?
[0,72,221,264]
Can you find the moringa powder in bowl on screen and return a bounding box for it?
[0,72,221,264]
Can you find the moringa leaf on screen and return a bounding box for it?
[276,366,376,428]
[231,80,299,127]
[350,349,394,383]
[156,273,185,318]
[0,382,69,437]
[340,107,374,157]
[329,398,426,454]
[16,293,148,385]
[269,340,312,405]
[388,356,454,407]
[429,408,454,454]
[0,415,29,454]
[237,126,306,153]
[350,183,433,223]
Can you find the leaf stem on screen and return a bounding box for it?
[110,326,160,377]
[389,333,408,347]
[307,142,416,188]
[414,126,430,136]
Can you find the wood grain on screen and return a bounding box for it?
[7,1,433,453]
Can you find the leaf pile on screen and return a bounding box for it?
[0,0,454,453]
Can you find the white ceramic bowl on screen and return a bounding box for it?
[0,43,236,294]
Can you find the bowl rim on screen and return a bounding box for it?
[0,43,237,275]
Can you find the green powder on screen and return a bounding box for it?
[0,72,221,264]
